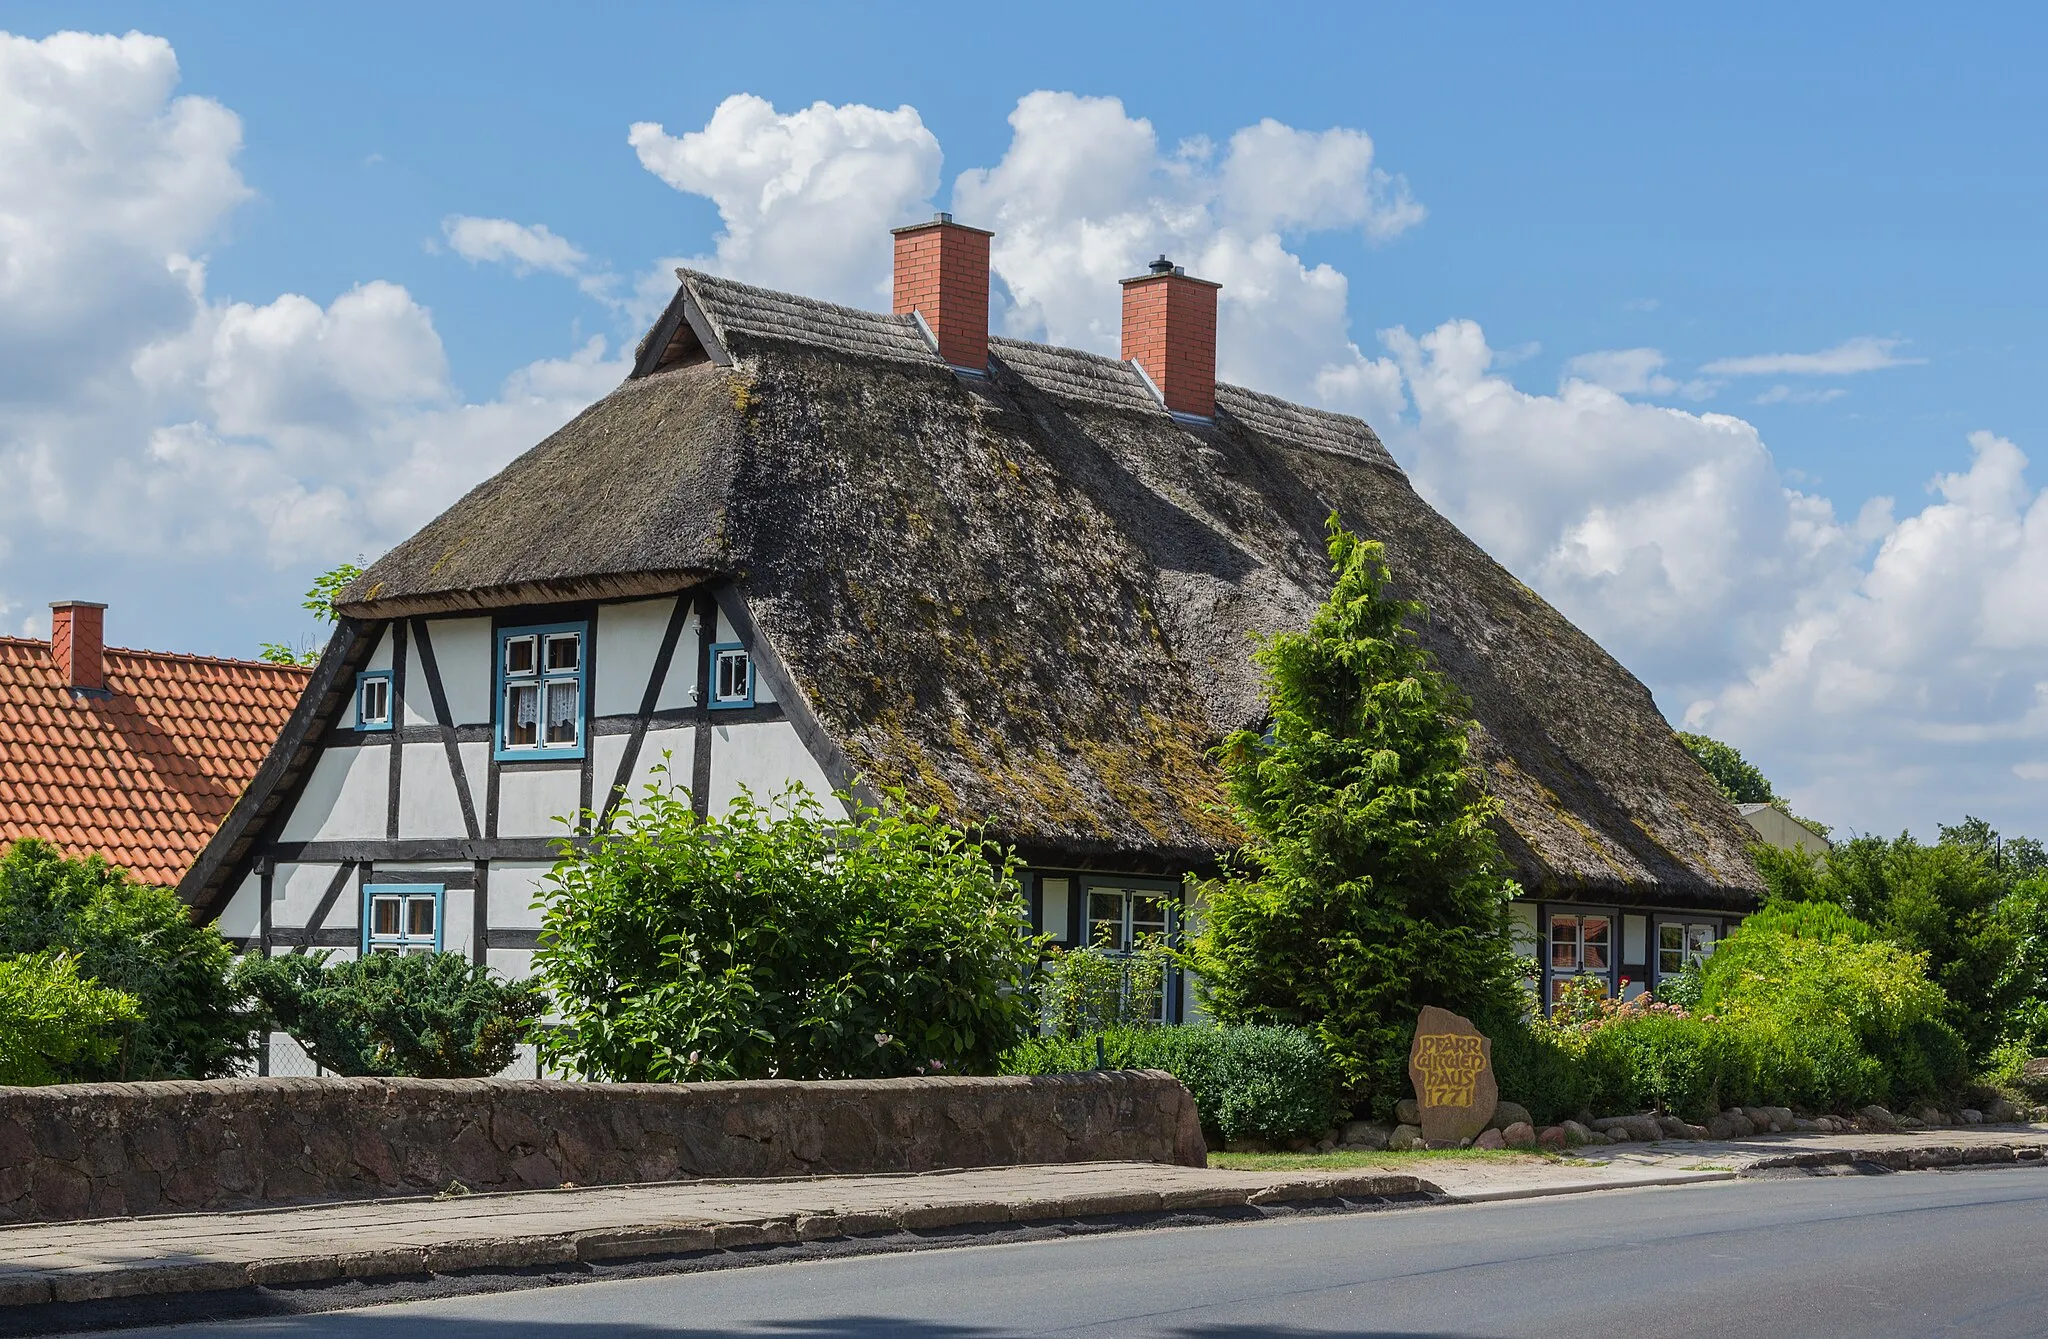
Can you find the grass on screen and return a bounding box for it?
[1208,1148,1572,1171]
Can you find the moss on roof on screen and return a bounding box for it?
[340,268,1761,909]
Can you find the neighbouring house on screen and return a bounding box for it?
[180,215,1763,1030]
[0,602,311,887]
[1739,802,1832,857]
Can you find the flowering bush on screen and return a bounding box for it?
[1538,975,1690,1037]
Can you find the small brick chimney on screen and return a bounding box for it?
[1121,255,1220,419]
[50,600,108,696]
[892,213,993,372]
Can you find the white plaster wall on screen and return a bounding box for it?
[459,741,490,826]
[488,948,535,981]
[714,608,739,644]
[441,889,475,960]
[591,732,629,810]
[362,625,393,673]
[398,742,470,838]
[623,727,695,804]
[595,599,678,717]
[216,874,261,939]
[271,862,348,930]
[495,766,582,837]
[709,719,832,813]
[486,861,554,930]
[657,622,700,711]
[429,617,494,724]
[1509,901,1540,960]
[280,745,390,842]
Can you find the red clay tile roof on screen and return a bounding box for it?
[0,636,311,887]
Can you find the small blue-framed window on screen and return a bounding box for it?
[710,642,754,709]
[496,622,587,760]
[363,884,442,955]
[354,671,393,731]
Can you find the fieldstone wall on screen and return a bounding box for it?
[0,1070,1205,1225]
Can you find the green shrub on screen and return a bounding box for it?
[1701,907,1968,1108]
[1487,1019,1594,1126]
[1757,831,2018,1063]
[0,839,253,1079]
[1188,520,1524,1117]
[1035,938,1173,1036]
[0,952,142,1086]
[1003,1025,1345,1144]
[535,778,1040,1082]
[235,950,545,1078]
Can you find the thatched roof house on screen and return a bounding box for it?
[185,216,1758,1015]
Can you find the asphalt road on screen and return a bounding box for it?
[101,1166,2048,1339]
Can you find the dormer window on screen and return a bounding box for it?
[497,623,587,759]
[711,643,754,709]
[355,671,393,731]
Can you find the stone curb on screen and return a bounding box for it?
[1739,1141,2048,1176]
[0,1172,1439,1310]
[1448,1170,1739,1203]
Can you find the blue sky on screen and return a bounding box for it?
[1,2,2044,837]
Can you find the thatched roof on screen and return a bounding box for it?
[337,269,1762,910]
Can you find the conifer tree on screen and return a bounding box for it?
[1190,517,1524,1115]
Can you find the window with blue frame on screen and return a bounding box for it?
[710,642,754,709]
[363,884,442,955]
[497,623,587,759]
[354,670,393,731]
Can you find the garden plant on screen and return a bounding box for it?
[533,774,1041,1082]
[1187,516,1525,1117]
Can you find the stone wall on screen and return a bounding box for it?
[0,1070,1204,1224]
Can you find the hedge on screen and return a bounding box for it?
[1003,1025,1345,1144]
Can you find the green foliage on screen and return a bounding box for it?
[1752,831,2019,1062]
[1701,906,1967,1107]
[0,839,253,1079]
[234,951,544,1078]
[1188,518,1524,1117]
[0,952,142,1086]
[1676,731,1776,805]
[260,561,365,664]
[1034,938,1173,1036]
[304,562,364,622]
[534,775,1041,1082]
[1003,1025,1345,1144]
[1654,961,1705,1011]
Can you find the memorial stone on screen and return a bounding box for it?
[1407,1005,1498,1145]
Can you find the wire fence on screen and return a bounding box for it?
[256,1034,544,1079]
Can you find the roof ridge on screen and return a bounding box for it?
[0,635,314,675]
[676,266,920,331]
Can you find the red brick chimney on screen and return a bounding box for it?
[1121,256,1220,419]
[891,213,993,372]
[50,600,108,696]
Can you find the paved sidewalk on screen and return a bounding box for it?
[0,1162,1435,1309]
[4,1124,2044,1319]
[1412,1122,2048,1200]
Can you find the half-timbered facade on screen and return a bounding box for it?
[182,216,1764,1038]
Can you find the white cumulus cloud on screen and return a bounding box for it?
[442,216,587,277]
[1703,336,1924,377]
[0,30,627,653]
[628,94,941,307]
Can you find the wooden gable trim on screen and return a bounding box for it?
[181,617,375,921]
[630,281,731,379]
[715,582,878,814]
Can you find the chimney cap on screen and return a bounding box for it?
[890,212,993,237]
[1149,255,1175,275]
[50,599,108,610]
